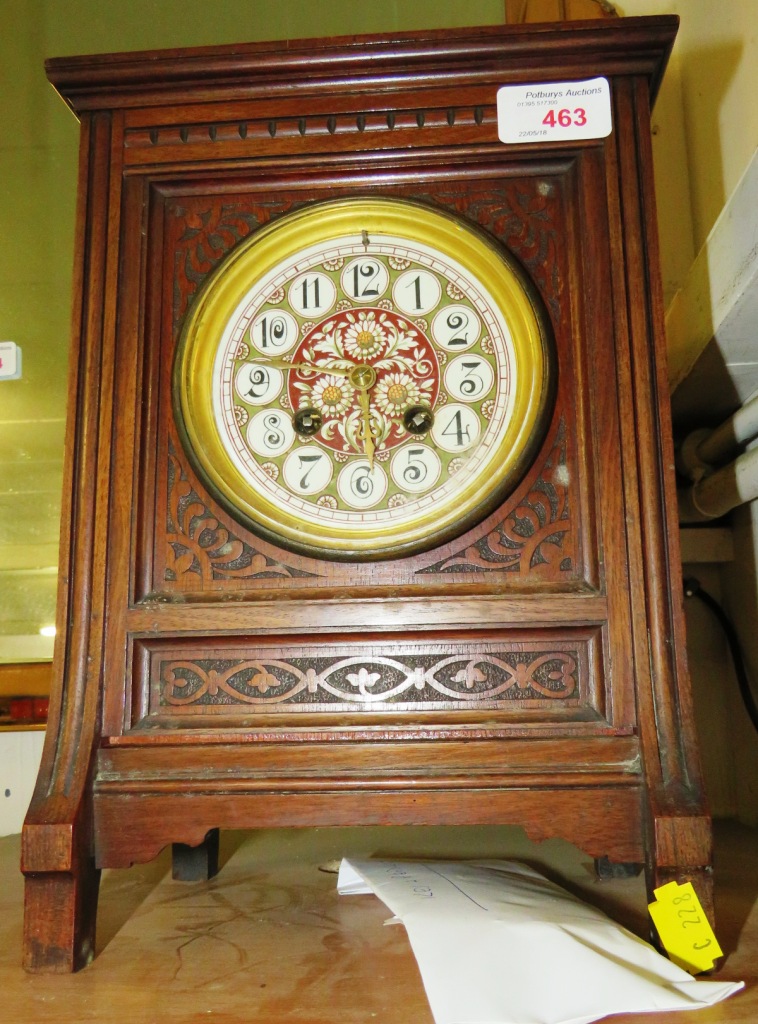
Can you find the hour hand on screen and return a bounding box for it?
[251,356,352,378]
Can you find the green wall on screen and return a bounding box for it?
[0,0,504,654]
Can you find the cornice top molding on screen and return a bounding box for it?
[46,16,678,114]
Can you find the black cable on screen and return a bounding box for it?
[683,576,758,736]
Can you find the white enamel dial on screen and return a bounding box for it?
[175,198,552,560]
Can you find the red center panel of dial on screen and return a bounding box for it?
[287,306,441,455]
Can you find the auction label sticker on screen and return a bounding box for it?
[497,77,612,143]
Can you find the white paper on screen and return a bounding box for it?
[497,78,612,143]
[338,858,743,1024]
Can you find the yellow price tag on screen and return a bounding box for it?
[648,881,722,974]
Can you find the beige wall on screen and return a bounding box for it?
[621,0,758,386]
[623,0,758,248]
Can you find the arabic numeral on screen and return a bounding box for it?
[297,454,322,490]
[263,414,284,449]
[406,275,423,311]
[542,107,587,128]
[300,276,321,310]
[403,447,427,484]
[692,938,712,950]
[247,407,295,458]
[395,269,440,316]
[353,261,380,297]
[283,446,335,495]
[441,410,470,448]
[432,305,480,351]
[245,367,269,399]
[259,315,287,348]
[445,311,469,347]
[289,273,336,317]
[351,466,373,498]
[459,360,483,396]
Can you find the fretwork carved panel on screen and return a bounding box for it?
[417,419,571,575]
[165,440,321,583]
[161,651,578,708]
[134,630,603,727]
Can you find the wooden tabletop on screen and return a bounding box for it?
[3,820,754,1023]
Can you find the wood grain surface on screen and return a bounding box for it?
[6,821,756,1022]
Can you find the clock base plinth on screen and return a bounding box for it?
[20,766,713,972]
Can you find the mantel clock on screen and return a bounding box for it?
[23,17,711,973]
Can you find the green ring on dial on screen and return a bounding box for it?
[173,196,553,562]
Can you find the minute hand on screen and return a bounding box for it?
[357,386,376,470]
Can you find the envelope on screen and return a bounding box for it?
[338,858,743,1024]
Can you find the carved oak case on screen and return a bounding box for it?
[23,17,711,973]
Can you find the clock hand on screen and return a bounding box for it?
[347,364,379,468]
[250,356,353,378]
[252,356,378,464]
[356,386,376,470]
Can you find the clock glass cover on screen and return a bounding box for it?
[174,197,552,560]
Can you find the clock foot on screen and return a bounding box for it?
[593,856,643,880]
[172,828,220,882]
[22,852,100,973]
[647,812,715,934]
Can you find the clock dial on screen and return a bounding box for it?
[175,197,552,560]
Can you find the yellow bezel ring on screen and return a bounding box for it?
[173,197,554,561]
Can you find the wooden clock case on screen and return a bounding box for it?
[23,16,711,973]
